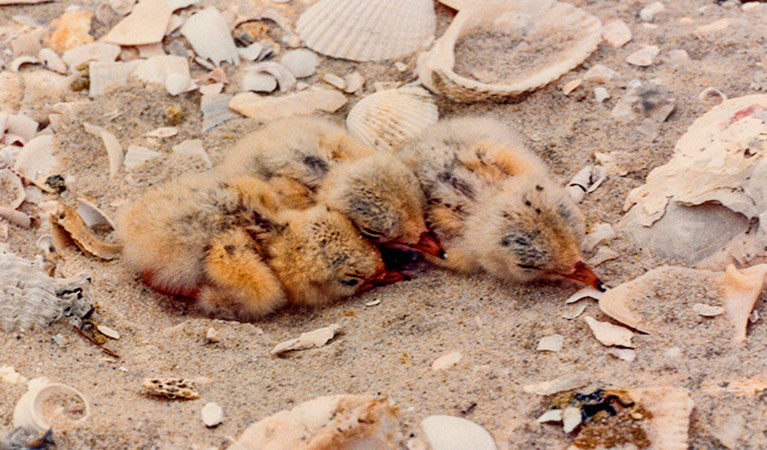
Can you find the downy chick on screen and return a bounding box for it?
[117,171,402,320]
[222,117,444,259]
[398,117,603,290]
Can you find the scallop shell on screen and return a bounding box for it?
[180,7,239,66]
[13,377,90,433]
[229,395,403,449]
[346,86,438,152]
[101,0,172,46]
[417,0,602,103]
[295,0,436,62]
[0,244,93,332]
[0,169,25,209]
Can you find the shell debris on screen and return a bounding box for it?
[172,139,211,168]
[229,88,347,121]
[583,316,635,348]
[13,377,90,433]
[537,334,564,352]
[180,7,239,66]
[43,10,94,53]
[51,203,122,260]
[431,351,462,370]
[421,415,497,450]
[142,378,200,400]
[201,402,223,427]
[82,122,123,178]
[523,375,588,396]
[101,0,172,46]
[271,323,341,355]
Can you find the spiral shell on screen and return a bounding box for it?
[13,377,90,433]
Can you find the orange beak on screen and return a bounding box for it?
[556,261,605,291]
[358,268,408,293]
[382,232,446,259]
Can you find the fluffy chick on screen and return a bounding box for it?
[117,171,400,320]
[398,117,603,290]
[222,117,444,258]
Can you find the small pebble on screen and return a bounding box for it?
[626,45,660,66]
[201,402,223,427]
[205,327,220,343]
[594,87,610,103]
[537,334,564,352]
[639,2,665,22]
[322,73,346,90]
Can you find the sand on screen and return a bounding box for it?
[2,0,767,448]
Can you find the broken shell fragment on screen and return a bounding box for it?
[296,0,436,62]
[431,351,462,370]
[88,61,138,97]
[271,323,341,355]
[537,334,564,352]
[421,415,497,450]
[14,135,58,182]
[602,19,632,48]
[124,145,160,170]
[44,10,94,53]
[201,92,237,132]
[523,375,588,396]
[562,406,581,433]
[583,316,635,348]
[102,0,172,46]
[279,49,319,78]
[181,8,239,66]
[242,62,296,92]
[418,0,602,102]
[588,246,620,266]
[38,48,67,74]
[626,44,660,66]
[142,378,199,400]
[62,43,121,70]
[582,223,615,252]
[229,89,347,121]
[229,395,403,449]
[201,402,223,427]
[172,139,211,168]
[0,170,25,209]
[693,303,725,317]
[51,203,122,260]
[566,166,606,202]
[82,122,123,178]
[13,377,90,433]
[76,198,115,230]
[346,86,438,152]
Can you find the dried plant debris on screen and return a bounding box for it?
[539,387,692,450]
[51,203,122,260]
[141,378,199,400]
[622,95,767,267]
[229,395,404,449]
[0,244,92,332]
[598,265,767,346]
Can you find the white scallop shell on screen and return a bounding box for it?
[13,377,90,433]
[295,0,436,62]
[346,86,438,152]
[417,0,602,103]
[0,244,93,332]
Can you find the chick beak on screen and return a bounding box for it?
[556,261,605,292]
[358,268,408,293]
[384,232,446,259]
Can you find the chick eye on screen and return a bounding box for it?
[360,227,384,239]
[517,264,539,270]
[340,279,359,287]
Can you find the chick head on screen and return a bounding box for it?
[318,154,444,258]
[467,177,603,290]
[266,205,404,306]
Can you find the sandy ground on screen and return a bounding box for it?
[2,0,767,448]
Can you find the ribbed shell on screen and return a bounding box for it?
[346,86,438,152]
[296,0,436,62]
[0,245,93,332]
[417,0,602,103]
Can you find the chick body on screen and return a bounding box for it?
[399,117,600,288]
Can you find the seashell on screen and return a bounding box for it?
[6,114,38,145]
[109,0,137,16]
[11,32,42,58]
[271,323,341,355]
[562,407,582,433]
[229,88,348,122]
[583,316,635,348]
[601,20,631,48]
[96,324,120,339]
[229,395,403,449]
[417,0,602,103]
[14,135,57,182]
[296,0,436,62]
[38,48,67,74]
[43,10,94,53]
[124,145,160,170]
[421,416,497,450]
[206,68,227,85]
[51,203,122,260]
[0,207,34,228]
[240,72,277,93]
[537,334,564,352]
[279,49,319,78]
[165,0,198,11]
[0,170,25,209]
[242,62,296,92]
[593,87,610,103]
[344,71,364,94]
[88,61,138,97]
[102,0,172,46]
[77,198,115,230]
[693,303,725,317]
[583,64,620,84]
[582,223,615,252]
[0,366,27,385]
[172,139,211,168]
[616,387,692,450]
[523,375,588,396]
[13,377,90,433]
[566,166,607,202]
[82,122,123,178]
[238,43,265,62]
[588,246,620,266]
[180,8,240,66]
[141,378,199,400]
[346,86,438,152]
[562,303,587,320]
[607,348,636,361]
[10,56,40,72]
[132,55,194,96]
[136,42,165,59]
[201,93,237,132]
[322,73,346,90]
[0,244,93,331]
[431,351,462,370]
[626,44,659,66]
[565,286,603,304]
[537,409,563,423]
[699,86,727,103]
[62,43,121,71]
[144,127,177,138]
[201,402,223,427]
[721,264,767,344]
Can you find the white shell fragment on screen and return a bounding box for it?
[172,140,211,168]
[77,198,115,229]
[421,415,497,450]
[626,44,660,66]
[566,166,606,202]
[201,92,237,132]
[582,223,616,254]
[102,0,172,46]
[242,62,296,92]
[181,8,239,66]
[418,0,602,103]
[602,19,632,48]
[537,334,564,352]
[296,0,436,62]
[88,61,137,97]
[271,323,341,355]
[431,351,462,371]
[583,64,620,84]
[693,303,725,317]
[607,348,637,362]
[583,316,635,348]
[96,324,120,339]
[523,375,588,396]
[83,122,123,178]
[589,246,621,266]
[13,135,58,182]
[240,72,277,93]
[13,377,90,433]
[62,43,121,70]
[280,49,319,78]
[0,366,27,385]
[347,87,438,152]
[229,395,403,449]
[562,407,582,433]
[0,170,25,210]
[229,89,347,121]
[0,244,92,332]
[38,48,67,74]
[201,402,223,427]
[124,145,160,170]
[132,55,194,95]
[536,409,563,423]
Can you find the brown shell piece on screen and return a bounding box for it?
[51,203,122,260]
[141,378,199,400]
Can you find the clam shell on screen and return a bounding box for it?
[0,169,25,209]
[417,0,602,103]
[0,244,93,331]
[346,86,438,152]
[13,377,90,433]
[295,0,436,62]
[180,7,239,66]
[101,0,172,46]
